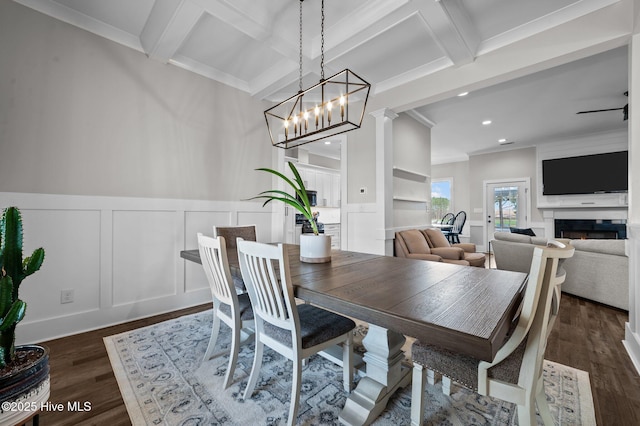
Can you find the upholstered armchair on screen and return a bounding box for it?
[394,229,470,266]
[422,228,486,267]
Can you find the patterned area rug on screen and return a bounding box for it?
[104,310,596,425]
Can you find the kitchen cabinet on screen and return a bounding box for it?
[296,164,340,208]
[324,224,341,249]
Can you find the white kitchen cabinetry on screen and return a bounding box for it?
[331,174,341,206]
[324,224,341,249]
[295,164,340,208]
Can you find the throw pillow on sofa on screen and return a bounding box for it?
[510,227,536,236]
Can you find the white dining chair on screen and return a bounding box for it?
[411,242,574,426]
[236,239,356,426]
[197,233,254,389]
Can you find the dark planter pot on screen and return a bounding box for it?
[0,345,50,403]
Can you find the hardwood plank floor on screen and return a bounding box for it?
[34,295,639,425]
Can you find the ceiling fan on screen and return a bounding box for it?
[576,91,628,120]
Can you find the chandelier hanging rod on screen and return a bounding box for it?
[263,0,370,149]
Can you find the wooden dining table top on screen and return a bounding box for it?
[181,245,528,362]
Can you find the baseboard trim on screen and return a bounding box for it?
[624,322,640,376]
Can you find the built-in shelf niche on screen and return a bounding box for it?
[393,166,429,182]
[393,196,428,203]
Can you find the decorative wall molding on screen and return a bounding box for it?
[0,192,271,344]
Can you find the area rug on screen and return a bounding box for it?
[104,310,596,425]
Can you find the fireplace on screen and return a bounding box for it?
[554,219,627,239]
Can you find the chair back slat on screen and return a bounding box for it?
[440,212,455,225]
[198,234,235,306]
[451,211,467,233]
[237,240,297,331]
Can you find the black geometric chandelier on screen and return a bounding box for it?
[264,0,371,149]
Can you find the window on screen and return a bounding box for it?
[431,178,452,224]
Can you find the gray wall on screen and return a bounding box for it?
[431,160,470,216]
[0,0,270,201]
[346,114,376,203]
[469,147,542,224]
[433,148,541,224]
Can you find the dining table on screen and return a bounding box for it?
[180,245,528,425]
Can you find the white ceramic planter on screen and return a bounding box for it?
[299,234,332,263]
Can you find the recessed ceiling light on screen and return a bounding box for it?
[482,120,492,125]
[498,138,507,143]
[324,141,331,145]
[457,92,469,97]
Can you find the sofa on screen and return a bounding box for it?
[394,228,486,267]
[492,231,628,310]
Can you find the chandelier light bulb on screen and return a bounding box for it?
[327,101,333,124]
[339,95,345,120]
[293,115,299,136]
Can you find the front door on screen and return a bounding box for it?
[485,179,529,244]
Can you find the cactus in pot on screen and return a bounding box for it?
[0,207,45,368]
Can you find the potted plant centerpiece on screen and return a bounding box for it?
[250,162,332,263]
[0,207,49,417]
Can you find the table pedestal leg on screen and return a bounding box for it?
[339,324,411,426]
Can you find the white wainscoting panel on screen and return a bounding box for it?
[112,210,179,306]
[0,192,269,344]
[346,203,381,255]
[19,209,101,320]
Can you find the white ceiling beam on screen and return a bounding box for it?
[417,0,477,67]
[309,0,411,59]
[192,0,297,61]
[250,54,344,101]
[477,0,622,55]
[191,0,270,40]
[406,110,436,128]
[169,53,250,92]
[374,57,453,94]
[140,0,205,63]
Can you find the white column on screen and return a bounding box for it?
[624,29,640,375]
[370,108,398,256]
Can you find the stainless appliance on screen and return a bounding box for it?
[296,213,324,234]
[296,190,317,206]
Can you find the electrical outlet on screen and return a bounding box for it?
[60,289,74,304]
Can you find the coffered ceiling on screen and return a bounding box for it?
[14,0,629,163]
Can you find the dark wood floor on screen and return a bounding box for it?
[36,295,639,425]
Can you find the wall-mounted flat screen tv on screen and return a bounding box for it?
[542,151,628,195]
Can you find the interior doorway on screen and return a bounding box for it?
[484,178,530,247]
[277,135,347,247]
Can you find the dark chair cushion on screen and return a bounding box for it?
[510,227,536,236]
[264,304,356,349]
[219,292,254,320]
[412,337,527,391]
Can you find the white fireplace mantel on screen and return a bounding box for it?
[541,208,628,239]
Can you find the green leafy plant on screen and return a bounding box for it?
[249,162,319,235]
[0,207,45,368]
